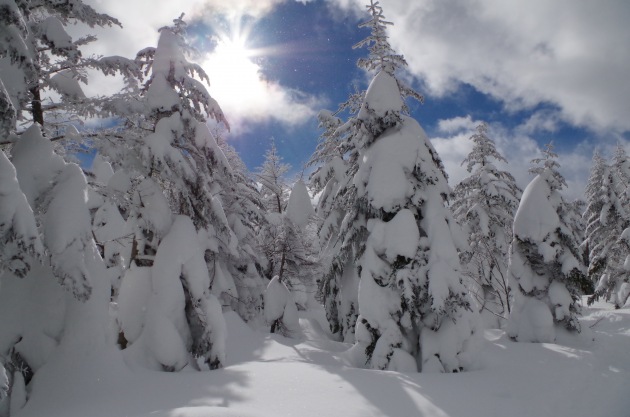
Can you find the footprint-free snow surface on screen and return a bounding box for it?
[15,300,630,417]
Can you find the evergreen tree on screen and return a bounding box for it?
[588,145,630,306]
[583,149,629,305]
[612,143,630,214]
[451,123,521,328]
[308,101,363,342]
[507,144,585,342]
[215,135,268,322]
[256,145,319,309]
[108,16,231,371]
[256,141,291,280]
[0,0,138,133]
[342,1,478,372]
[0,1,129,411]
[282,180,319,310]
[612,144,630,186]
[592,228,630,308]
[257,140,290,215]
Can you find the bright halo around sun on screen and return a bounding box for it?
[202,16,321,133]
[203,26,270,127]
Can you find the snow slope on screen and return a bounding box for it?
[15,301,630,417]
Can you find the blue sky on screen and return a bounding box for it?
[83,0,630,199]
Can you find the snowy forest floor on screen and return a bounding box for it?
[17,299,630,417]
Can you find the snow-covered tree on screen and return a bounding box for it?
[582,150,629,305]
[257,143,319,310]
[215,135,268,322]
[256,141,291,280]
[0,149,43,279]
[118,215,226,370]
[507,144,585,342]
[282,180,319,310]
[338,1,479,372]
[0,0,138,134]
[258,140,290,215]
[591,228,630,308]
[0,1,131,408]
[587,145,630,307]
[451,123,521,328]
[308,99,362,343]
[0,124,112,414]
[105,16,231,371]
[612,144,630,187]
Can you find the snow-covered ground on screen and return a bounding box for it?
[16,299,630,417]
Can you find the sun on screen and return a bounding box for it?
[201,17,279,131]
[209,35,257,86]
[201,14,317,133]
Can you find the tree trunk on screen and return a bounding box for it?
[29,84,44,127]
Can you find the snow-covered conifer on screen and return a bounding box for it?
[308,103,362,342]
[108,16,233,370]
[343,1,478,372]
[451,123,521,328]
[610,144,630,226]
[612,144,630,187]
[507,144,585,342]
[592,228,630,308]
[257,140,290,215]
[0,150,43,278]
[0,124,112,413]
[582,149,629,305]
[0,0,138,132]
[0,2,131,407]
[282,180,319,310]
[257,144,319,310]
[215,135,268,321]
[256,141,291,279]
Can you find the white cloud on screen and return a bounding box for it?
[517,110,561,135]
[202,45,325,133]
[436,115,476,134]
[332,0,630,134]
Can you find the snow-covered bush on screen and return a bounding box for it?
[119,216,226,370]
[264,276,300,337]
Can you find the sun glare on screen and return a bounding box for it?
[202,18,274,130]
[202,15,318,132]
